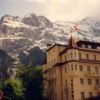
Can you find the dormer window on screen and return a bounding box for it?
[82,44,85,48]
[97,46,100,49]
[88,45,91,49]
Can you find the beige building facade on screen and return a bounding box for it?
[43,37,100,100]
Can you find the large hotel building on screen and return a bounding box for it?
[43,36,100,100]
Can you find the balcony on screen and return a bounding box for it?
[85,72,100,78]
[95,85,100,91]
[47,77,56,81]
[47,75,56,81]
[67,71,83,77]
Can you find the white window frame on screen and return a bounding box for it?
[82,44,85,48]
[88,45,91,49]
[97,46,100,49]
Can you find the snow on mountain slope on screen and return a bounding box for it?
[0,13,100,61]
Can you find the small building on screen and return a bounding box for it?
[43,36,100,100]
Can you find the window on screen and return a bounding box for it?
[97,46,100,49]
[95,67,98,75]
[97,92,100,96]
[54,69,56,75]
[49,81,51,87]
[54,81,56,87]
[68,53,69,59]
[88,79,92,85]
[49,71,51,76]
[65,80,67,86]
[87,66,91,72]
[54,59,56,64]
[75,64,77,70]
[71,64,74,71]
[49,62,51,67]
[71,90,74,94]
[80,78,84,84]
[65,67,67,73]
[52,81,53,87]
[95,79,99,85]
[93,55,96,60]
[74,52,77,58]
[79,65,83,71]
[72,94,74,98]
[52,70,53,75]
[82,44,85,48]
[86,54,89,60]
[81,92,85,100]
[69,65,70,71]
[78,53,82,59]
[70,52,73,58]
[55,93,57,100]
[71,83,73,87]
[51,60,53,66]
[71,79,73,82]
[65,55,67,61]
[88,45,91,49]
[89,92,92,98]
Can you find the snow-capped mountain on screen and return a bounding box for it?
[0,13,100,61]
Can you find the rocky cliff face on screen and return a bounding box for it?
[0,13,100,61]
[0,49,12,78]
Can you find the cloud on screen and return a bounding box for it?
[26,0,46,4]
[25,0,100,21]
[1,0,100,21]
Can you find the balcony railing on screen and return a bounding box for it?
[85,72,100,78]
[47,76,56,81]
[67,71,82,77]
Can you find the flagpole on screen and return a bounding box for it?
[71,32,72,37]
[73,25,78,40]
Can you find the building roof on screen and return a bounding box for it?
[45,36,100,56]
[60,37,100,55]
[46,44,67,52]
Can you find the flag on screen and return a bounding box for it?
[73,25,78,30]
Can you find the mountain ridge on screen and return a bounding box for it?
[0,13,100,62]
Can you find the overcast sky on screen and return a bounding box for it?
[0,0,100,21]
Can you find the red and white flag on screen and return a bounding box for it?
[73,25,78,31]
